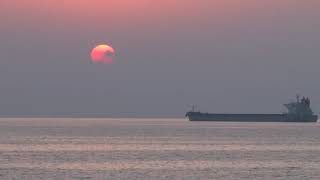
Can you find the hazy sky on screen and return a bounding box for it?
[0,0,319,117]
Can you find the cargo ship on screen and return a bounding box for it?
[186,95,318,122]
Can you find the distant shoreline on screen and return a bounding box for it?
[0,115,183,119]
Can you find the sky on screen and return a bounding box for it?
[0,0,320,117]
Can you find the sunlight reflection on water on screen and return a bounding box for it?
[0,118,319,179]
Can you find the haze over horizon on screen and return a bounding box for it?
[0,0,320,117]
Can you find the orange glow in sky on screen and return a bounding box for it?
[0,1,263,30]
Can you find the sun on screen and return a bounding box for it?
[91,44,115,64]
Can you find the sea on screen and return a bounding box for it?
[0,118,319,180]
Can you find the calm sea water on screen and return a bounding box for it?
[0,118,319,180]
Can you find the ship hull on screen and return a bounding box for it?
[186,112,318,122]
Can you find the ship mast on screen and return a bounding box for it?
[191,105,196,112]
[296,94,300,103]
